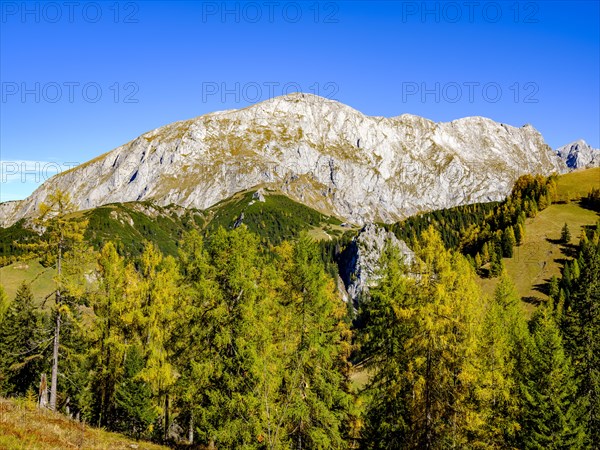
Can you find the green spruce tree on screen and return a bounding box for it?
[562,238,600,445]
[0,283,45,396]
[561,223,571,244]
[522,307,586,449]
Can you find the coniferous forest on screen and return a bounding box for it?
[1,175,599,449]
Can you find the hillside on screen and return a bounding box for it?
[478,168,599,311]
[0,188,353,304]
[0,260,55,305]
[556,166,600,200]
[477,202,598,309]
[0,398,168,450]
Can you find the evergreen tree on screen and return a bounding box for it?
[28,189,89,411]
[182,227,264,447]
[548,275,560,301]
[561,223,571,244]
[501,227,516,258]
[360,244,415,448]
[114,345,157,439]
[477,273,529,448]
[562,239,600,445]
[522,307,586,449]
[515,223,525,246]
[489,244,504,278]
[282,235,352,449]
[0,283,46,396]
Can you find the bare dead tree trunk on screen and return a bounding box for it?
[188,411,194,444]
[49,308,61,411]
[38,373,48,408]
[163,393,170,442]
[50,241,62,411]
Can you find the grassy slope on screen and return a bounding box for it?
[555,167,600,201]
[204,189,346,244]
[0,398,168,450]
[477,167,599,313]
[477,202,598,312]
[0,260,55,305]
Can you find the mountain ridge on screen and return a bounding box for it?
[1,93,562,227]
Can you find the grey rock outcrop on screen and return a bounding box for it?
[343,223,415,304]
[556,139,600,170]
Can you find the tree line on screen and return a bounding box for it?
[1,187,598,448]
[359,221,599,448]
[0,191,355,447]
[389,174,559,277]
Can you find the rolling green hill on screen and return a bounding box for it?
[0,189,351,260]
[0,188,354,303]
[203,188,347,244]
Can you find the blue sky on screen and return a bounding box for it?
[1,1,599,201]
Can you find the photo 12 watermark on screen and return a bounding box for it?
[400,81,539,104]
[1,1,139,23]
[201,1,340,23]
[1,161,79,184]
[1,82,140,104]
[400,1,539,24]
[201,81,340,103]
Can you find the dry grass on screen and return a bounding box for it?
[556,167,600,201]
[0,397,168,450]
[477,202,599,315]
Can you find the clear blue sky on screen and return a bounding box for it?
[1,1,599,201]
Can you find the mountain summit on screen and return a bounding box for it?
[556,139,600,170]
[0,93,561,227]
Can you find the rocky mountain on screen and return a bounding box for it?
[0,93,562,227]
[341,223,415,304]
[556,139,600,170]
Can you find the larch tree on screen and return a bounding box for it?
[32,189,89,411]
[88,242,130,427]
[407,226,485,449]
[360,244,416,448]
[136,242,181,441]
[280,234,352,450]
[362,226,486,449]
[476,273,529,448]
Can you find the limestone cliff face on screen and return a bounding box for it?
[0,93,561,227]
[342,224,415,304]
